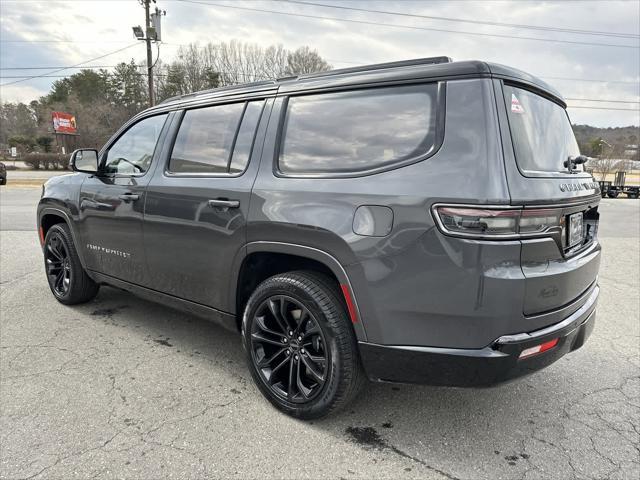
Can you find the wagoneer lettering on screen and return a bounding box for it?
[38,57,601,419]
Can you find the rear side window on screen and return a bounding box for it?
[503,84,580,175]
[278,84,438,175]
[230,101,264,173]
[169,100,264,174]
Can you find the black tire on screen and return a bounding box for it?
[43,223,99,305]
[627,192,639,199]
[607,190,619,198]
[242,271,365,419]
[0,177,6,186]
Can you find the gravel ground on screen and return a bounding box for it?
[1,188,638,480]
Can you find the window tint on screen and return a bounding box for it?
[169,103,244,174]
[279,84,438,175]
[503,85,580,175]
[104,114,167,175]
[230,101,265,173]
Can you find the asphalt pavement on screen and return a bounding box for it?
[1,186,638,479]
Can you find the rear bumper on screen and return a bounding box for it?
[359,285,598,386]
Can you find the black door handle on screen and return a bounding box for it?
[208,199,240,208]
[118,193,140,202]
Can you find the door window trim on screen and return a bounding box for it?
[273,81,447,179]
[99,112,170,179]
[163,99,266,178]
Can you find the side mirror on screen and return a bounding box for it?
[70,149,99,173]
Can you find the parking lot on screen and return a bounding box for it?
[1,186,638,479]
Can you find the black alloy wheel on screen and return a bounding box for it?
[42,223,99,304]
[250,295,329,403]
[45,231,72,297]
[242,271,365,419]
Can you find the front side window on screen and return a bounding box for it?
[279,84,438,175]
[504,84,580,175]
[103,114,168,175]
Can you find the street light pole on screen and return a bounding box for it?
[144,0,154,106]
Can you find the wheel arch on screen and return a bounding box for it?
[38,207,90,271]
[232,242,367,341]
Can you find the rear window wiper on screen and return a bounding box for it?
[563,155,588,173]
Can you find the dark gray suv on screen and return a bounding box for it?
[38,57,601,418]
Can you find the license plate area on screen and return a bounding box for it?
[567,212,584,247]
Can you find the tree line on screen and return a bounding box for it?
[0,41,331,162]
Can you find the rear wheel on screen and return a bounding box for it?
[627,191,639,199]
[607,189,619,198]
[242,271,365,419]
[44,223,99,304]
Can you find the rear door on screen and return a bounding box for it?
[143,98,272,311]
[494,80,601,319]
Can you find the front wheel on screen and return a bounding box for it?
[43,223,99,304]
[242,271,365,419]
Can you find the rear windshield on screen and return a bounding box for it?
[504,84,580,175]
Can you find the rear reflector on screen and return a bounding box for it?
[38,226,45,246]
[519,338,559,359]
[340,284,358,323]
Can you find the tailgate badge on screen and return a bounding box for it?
[559,181,598,192]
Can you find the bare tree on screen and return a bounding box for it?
[588,157,619,181]
[154,41,332,101]
[285,46,331,75]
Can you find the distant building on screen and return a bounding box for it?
[624,144,639,158]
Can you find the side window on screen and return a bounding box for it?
[168,100,264,175]
[230,101,265,173]
[104,114,168,175]
[279,84,438,175]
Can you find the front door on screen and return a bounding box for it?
[78,113,170,285]
[143,99,271,311]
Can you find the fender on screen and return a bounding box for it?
[230,241,368,341]
[37,206,91,273]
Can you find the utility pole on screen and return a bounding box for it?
[144,0,154,106]
[133,1,165,107]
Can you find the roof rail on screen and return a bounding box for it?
[300,56,452,80]
[158,79,278,105]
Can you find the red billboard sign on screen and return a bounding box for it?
[52,111,77,134]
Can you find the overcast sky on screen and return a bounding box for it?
[1,0,638,127]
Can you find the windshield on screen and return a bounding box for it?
[504,84,580,175]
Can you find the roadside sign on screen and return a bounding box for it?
[52,111,77,134]
[10,147,17,157]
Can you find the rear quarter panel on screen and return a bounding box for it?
[249,78,514,346]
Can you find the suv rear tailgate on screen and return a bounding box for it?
[494,80,602,321]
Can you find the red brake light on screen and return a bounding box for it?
[434,205,563,239]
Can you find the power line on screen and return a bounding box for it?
[567,106,640,111]
[566,98,640,104]
[0,43,141,87]
[280,0,640,39]
[0,65,124,70]
[542,76,639,85]
[174,0,639,49]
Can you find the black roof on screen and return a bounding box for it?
[153,56,565,112]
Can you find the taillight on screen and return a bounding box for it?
[433,205,563,239]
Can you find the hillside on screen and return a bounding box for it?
[572,124,639,159]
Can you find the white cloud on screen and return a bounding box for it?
[0,0,638,126]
